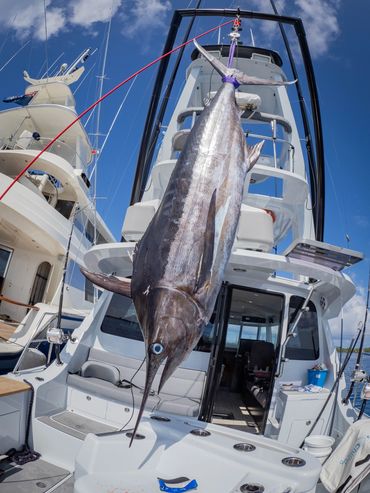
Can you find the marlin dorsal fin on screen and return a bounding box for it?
[247,141,264,171]
[80,267,132,297]
[195,189,216,293]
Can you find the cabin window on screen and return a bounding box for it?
[0,246,13,293]
[101,294,143,340]
[285,295,320,360]
[55,199,75,219]
[0,246,12,279]
[29,261,52,305]
[85,278,95,302]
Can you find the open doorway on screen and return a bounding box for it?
[203,286,284,434]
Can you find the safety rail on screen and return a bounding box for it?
[12,313,58,373]
[0,135,91,170]
[175,106,295,172]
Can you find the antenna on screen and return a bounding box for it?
[65,48,92,75]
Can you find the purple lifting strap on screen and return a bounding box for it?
[222,75,240,88]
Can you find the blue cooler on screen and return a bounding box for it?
[307,369,328,387]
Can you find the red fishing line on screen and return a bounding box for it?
[0,19,234,201]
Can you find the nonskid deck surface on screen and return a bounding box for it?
[212,390,260,433]
[38,410,118,440]
[0,457,70,493]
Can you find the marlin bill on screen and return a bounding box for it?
[81,39,294,444]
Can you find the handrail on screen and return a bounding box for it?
[0,295,39,310]
[13,313,57,373]
[0,135,90,170]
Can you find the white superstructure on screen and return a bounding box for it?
[0,57,114,371]
[0,20,367,493]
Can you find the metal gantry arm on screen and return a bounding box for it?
[132,8,325,241]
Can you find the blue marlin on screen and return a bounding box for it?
[82,40,293,444]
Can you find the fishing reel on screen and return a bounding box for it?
[360,381,370,401]
[350,369,368,383]
[46,327,77,345]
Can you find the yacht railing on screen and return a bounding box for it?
[175,108,295,172]
[0,135,91,170]
[12,313,58,373]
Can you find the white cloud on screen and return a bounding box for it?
[0,1,66,40]
[247,0,341,58]
[121,0,171,39]
[0,0,170,44]
[69,0,122,27]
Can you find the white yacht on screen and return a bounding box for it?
[0,52,114,372]
[0,9,368,493]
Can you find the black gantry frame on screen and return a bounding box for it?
[130,8,325,241]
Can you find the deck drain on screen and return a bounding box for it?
[36,482,47,488]
[282,457,306,467]
[190,428,211,437]
[126,432,145,440]
[151,415,171,422]
[233,443,256,452]
[240,483,264,492]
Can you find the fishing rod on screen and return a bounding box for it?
[51,206,79,365]
[299,323,363,448]
[343,269,370,405]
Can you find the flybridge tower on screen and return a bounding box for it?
[122,42,315,254]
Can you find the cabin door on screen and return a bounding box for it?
[200,285,284,434]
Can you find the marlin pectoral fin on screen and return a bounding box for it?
[247,141,265,171]
[235,69,296,86]
[195,189,216,293]
[194,39,228,78]
[80,267,132,297]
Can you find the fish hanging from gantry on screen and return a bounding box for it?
[82,39,295,445]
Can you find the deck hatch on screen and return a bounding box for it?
[285,239,363,271]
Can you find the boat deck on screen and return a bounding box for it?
[211,390,262,433]
[0,457,72,493]
[0,321,16,341]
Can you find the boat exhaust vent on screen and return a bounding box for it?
[151,415,171,422]
[282,457,306,467]
[233,443,256,452]
[190,428,211,437]
[240,483,264,492]
[126,432,145,440]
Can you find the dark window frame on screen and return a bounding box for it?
[285,295,320,360]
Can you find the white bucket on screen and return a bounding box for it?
[303,435,335,464]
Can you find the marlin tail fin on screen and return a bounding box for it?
[194,39,296,86]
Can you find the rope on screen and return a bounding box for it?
[0,19,234,202]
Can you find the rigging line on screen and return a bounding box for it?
[343,267,370,405]
[93,14,113,246]
[0,39,30,74]
[0,18,234,202]
[41,52,65,79]
[73,62,97,95]
[43,0,49,79]
[89,76,137,183]
[0,14,17,59]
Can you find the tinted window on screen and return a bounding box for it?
[285,296,319,360]
[101,294,143,341]
[55,200,74,219]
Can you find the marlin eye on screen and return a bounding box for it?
[151,342,164,355]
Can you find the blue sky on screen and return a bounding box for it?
[0,0,368,343]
